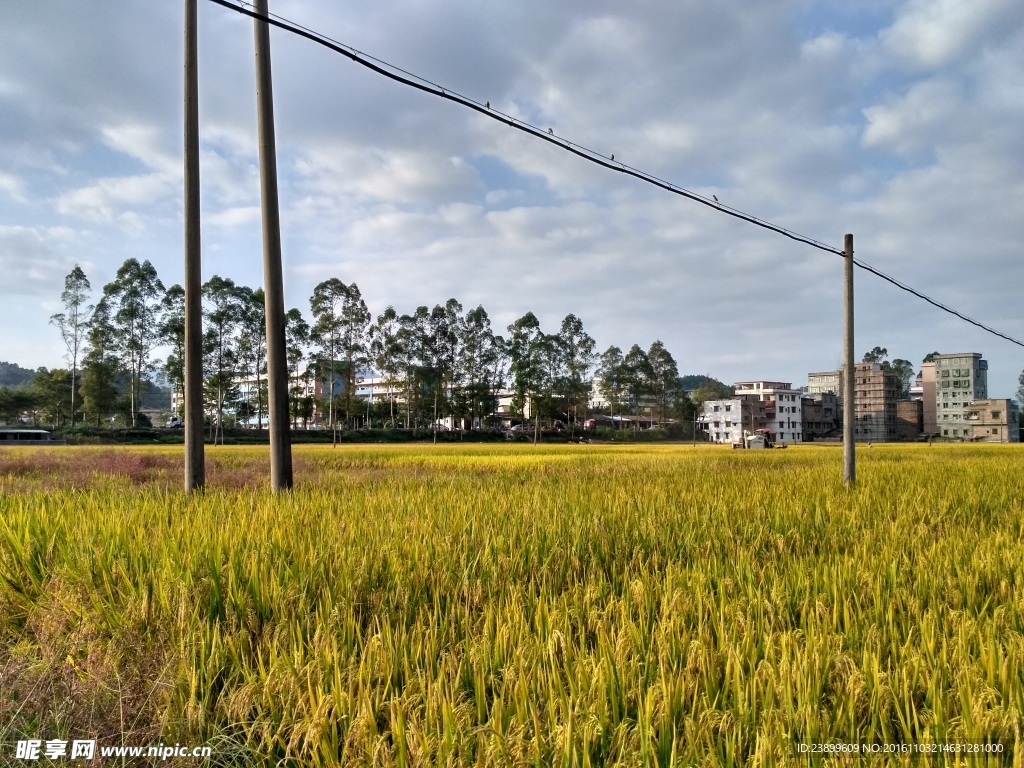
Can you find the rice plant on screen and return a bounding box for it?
[1,443,1021,766]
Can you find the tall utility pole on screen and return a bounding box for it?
[843,233,855,486]
[253,0,293,490]
[184,0,204,492]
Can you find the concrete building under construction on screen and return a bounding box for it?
[840,362,901,442]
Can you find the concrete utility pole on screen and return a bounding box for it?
[843,233,856,486]
[253,0,293,490]
[184,0,204,492]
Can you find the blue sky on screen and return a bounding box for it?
[1,0,1022,396]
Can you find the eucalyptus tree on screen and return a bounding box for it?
[507,312,551,443]
[285,308,310,428]
[597,345,626,426]
[236,286,267,429]
[202,275,243,443]
[310,278,350,443]
[338,283,371,428]
[368,306,402,427]
[536,331,565,440]
[891,359,915,399]
[80,297,119,426]
[647,340,679,426]
[102,258,164,426]
[427,299,463,439]
[623,344,655,431]
[555,314,596,437]
[49,265,92,426]
[397,307,431,430]
[458,305,503,429]
[159,285,186,411]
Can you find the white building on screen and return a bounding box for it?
[701,397,766,444]
[733,380,804,443]
[807,371,840,396]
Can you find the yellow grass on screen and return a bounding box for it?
[1,443,1022,766]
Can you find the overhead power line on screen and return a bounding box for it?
[205,0,1024,349]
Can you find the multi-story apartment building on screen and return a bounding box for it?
[733,381,804,443]
[701,397,767,444]
[807,371,840,396]
[929,353,988,439]
[801,392,840,439]
[963,399,1019,443]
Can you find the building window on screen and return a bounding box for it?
[992,411,1001,419]
[725,405,731,412]
[713,405,720,412]
[943,429,949,435]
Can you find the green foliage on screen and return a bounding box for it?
[891,358,915,398]
[862,345,888,364]
[30,368,73,427]
[102,258,165,425]
[690,379,734,404]
[49,265,92,426]
[0,386,36,424]
[159,284,185,402]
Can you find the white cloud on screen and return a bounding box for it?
[207,205,261,228]
[0,171,26,202]
[100,124,178,174]
[295,148,483,204]
[862,79,962,154]
[1,0,1023,396]
[881,0,1018,69]
[0,226,78,294]
[55,172,175,224]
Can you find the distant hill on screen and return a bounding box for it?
[0,361,37,387]
[679,374,729,391]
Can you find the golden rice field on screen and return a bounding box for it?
[1,442,1022,767]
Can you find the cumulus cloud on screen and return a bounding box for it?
[1,0,1023,395]
[0,172,26,202]
[0,226,79,294]
[862,79,963,154]
[55,172,175,224]
[881,0,1019,69]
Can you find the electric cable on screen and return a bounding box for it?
[205,0,1024,349]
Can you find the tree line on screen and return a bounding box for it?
[0,261,719,437]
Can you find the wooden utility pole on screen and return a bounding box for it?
[843,233,855,486]
[184,0,204,492]
[253,0,293,490]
